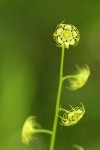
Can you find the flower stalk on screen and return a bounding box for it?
[49,46,65,150]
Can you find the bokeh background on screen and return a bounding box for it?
[0,0,100,150]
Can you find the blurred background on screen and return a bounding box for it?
[0,0,100,149]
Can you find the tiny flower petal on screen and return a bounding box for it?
[21,116,41,145]
[53,22,80,49]
[59,103,85,126]
[67,65,90,90]
[69,39,75,45]
[64,42,69,49]
[58,37,63,44]
[56,28,63,35]
[73,31,77,38]
[64,25,72,30]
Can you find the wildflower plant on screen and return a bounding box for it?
[21,21,90,150]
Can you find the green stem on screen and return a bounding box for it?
[62,75,77,81]
[49,46,65,150]
[59,108,70,113]
[34,129,52,135]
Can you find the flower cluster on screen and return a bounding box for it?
[53,22,80,49]
[21,116,40,145]
[67,65,90,90]
[59,103,85,126]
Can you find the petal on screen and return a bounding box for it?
[64,25,72,30]
[64,42,69,49]
[56,28,63,35]
[58,37,63,44]
[72,31,77,38]
[69,39,75,45]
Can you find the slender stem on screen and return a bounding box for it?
[49,46,65,150]
[59,108,70,113]
[34,129,52,135]
[62,75,77,81]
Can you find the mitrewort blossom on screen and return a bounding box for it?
[67,65,90,90]
[21,116,41,145]
[59,103,85,126]
[53,21,80,49]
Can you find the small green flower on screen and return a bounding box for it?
[21,116,41,145]
[59,103,85,126]
[67,65,90,90]
[53,21,80,49]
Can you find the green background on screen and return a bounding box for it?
[0,0,100,149]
